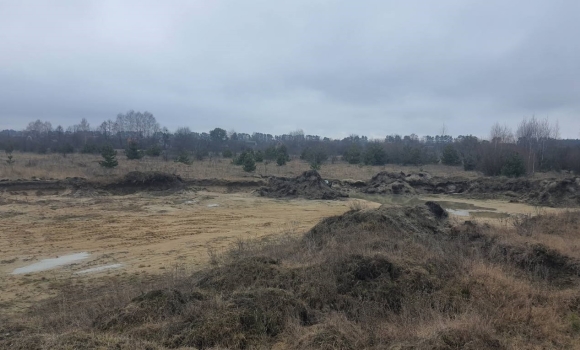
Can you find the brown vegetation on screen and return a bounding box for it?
[0,152,487,182]
[3,204,580,349]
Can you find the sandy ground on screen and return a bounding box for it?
[1,188,575,316]
[0,189,376,315]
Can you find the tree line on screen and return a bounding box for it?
[1,111,579,177]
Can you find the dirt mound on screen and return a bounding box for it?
[358,170,580,207]
[104,171,184,195]
[452,220,580,285]
[259,170,347,200]
[363,171,418,195]
[532,177,580,207]
[305,202,449,247]
[455,176,580,206]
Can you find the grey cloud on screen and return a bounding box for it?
[0,0,579,138]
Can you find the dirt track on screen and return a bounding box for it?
[0,188,367,315]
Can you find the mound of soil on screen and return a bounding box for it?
[358,170,580,207]
[363,171,417,195]
[104,171,184,195]
[305,202,449,247]
[259,170,347,200]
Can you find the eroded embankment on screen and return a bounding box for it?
[333,171,580,207]
[0,171,267,197]
[4,203,580,349]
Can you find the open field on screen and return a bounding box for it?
[0,187,368,315]
[2,151,568,181]
[1,157,579,349]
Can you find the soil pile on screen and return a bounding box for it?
[259,170,347,200]
[451,176,580,206]
[363,171,434,195]
[104,171,184,195]
[305,202,449,246]
[359,170,580,207]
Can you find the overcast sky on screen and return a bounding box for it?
[1,0,579,139]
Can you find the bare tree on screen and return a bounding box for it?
[490,122,514,145]
[516,116,560,174]
[26,120,52,135]
[439,123,447,136]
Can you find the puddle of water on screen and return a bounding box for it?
[446,209,510,219]
[76,263,123,274]
[471,211,510,219]
[433,200,495,211]
[207,204,219,207]
[447,209,470,217]
[11,252,90,275]
[349,194,512,219]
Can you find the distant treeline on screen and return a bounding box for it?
[1,111,579,176]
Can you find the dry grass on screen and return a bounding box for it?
[0,152,487,181]
[3,205,580,349]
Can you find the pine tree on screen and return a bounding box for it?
[175,151,192,165]
[243,155,256,172]
[276,153,287,166]
[125,141,143,160]
[441,145,461,166]
[501,153,526,178]
[5,144,15,166]
[99,145,118,168]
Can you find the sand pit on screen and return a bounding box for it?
[0,188,363,314]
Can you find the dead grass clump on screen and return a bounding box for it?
[422,322,503,350]
[196,256,289,291]
[294,314,365,350]
[95,289,188,331]
[452,220,580,285]
[0,330,164,350]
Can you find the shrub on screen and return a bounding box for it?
[99,145,118,168]
[463,155,477,171]
[266,145,290,164]
[243,156,256,172]
[145,144,162,157]
[194,149,208,161]
[310,161,321,171]
[4,144,15,166]
[125,141,144,160]
[233,150,253,166]
[81,143,101,154]
[343,144,362,164]
[402,147,421,165]
[301,146,328,167]
[254,150,264,163]
[441,145,461,165]
[222,149,233,158]
[276,154,287,166]
[363,143,387,165]
[59,143,75,157]
[501,153,526,177]
[175,151,192,165]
